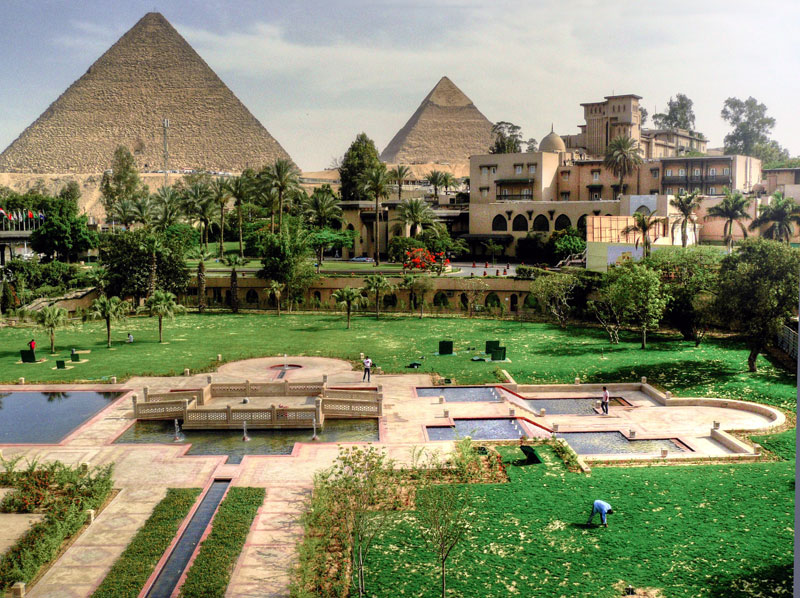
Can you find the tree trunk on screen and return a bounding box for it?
[641,325,647,350]
[106,318,111,348]
[441,560,446,598]
[346,305,351,329]
[618,174,624,199]
[747,347,759,372]
[270,210,274,234]
[375,293,380,319]
[682,221,688,248]
[204,223,209,252]
[419,296,424,319]
[50,330,55,354]
[148,252,157,298]
[374,193,380,266]
[230,270,239,314]
[278,191,284,231]
[219,205,225,258]
[276,293,281,317]
[158,316,163,342]
[197,262,206,313]
[238,205,244,258]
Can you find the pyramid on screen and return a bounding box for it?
[0,12,292,174]
[380,76,494,165]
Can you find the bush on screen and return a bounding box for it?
[165,223,200,252]
[388,236,425,263]
[514,265,539,279]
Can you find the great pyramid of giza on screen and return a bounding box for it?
[380,76,494,165]
[0,12,291,174]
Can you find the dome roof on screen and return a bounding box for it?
[539,125,566,153]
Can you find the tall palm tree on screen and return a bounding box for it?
[361,164,392,265]
[140,235,163,298]
[151,186,183,232]
[132,197,153,228]
[222,254,247,313]
[89,296,130,348]
[304,185,342,229]
[388,165,412,202]
[603,136,643,198]
[266,158,301,231]
[669,190,703,247]
[393,198,437,237]
[227,175,252,258]
[268,280,284,316]
[621,212,664,258]
[255,182,280,234]
[704,187,752,252]
[188,247,212,313]
[34,305,68,353]
[748,192,800,243]
[363,274,395,320]
[440,172,457,196]
[140,290,184,342]
[183,182,214,251]
[426,170,446,200]
[332,286,366,329]
[109,199,137,228]
[211,177,230,258]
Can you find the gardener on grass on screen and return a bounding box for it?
[587,499,614,527]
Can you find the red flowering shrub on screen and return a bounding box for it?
[403,248,450,274]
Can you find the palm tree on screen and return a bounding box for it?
[140,235,163,298]
[361,164,392,265]
[188,247,212,313]
[748,192,800,243]
[621,212,664,258]
[669,190,703,247]
[140,290,184,342]
[109,199,137,228]
[266,158,301,231]
[441,172,457,196]
[34,305,68,353]
[151,186,183,232]
[132,197,153,228]
[388,165,412,202]
[222,254,247,313]
[393,198,437,237]
[332,286,366,329]
[268,280,284,316]
[89,296,130,348]
[183,182,214,251]
[603,136,643,198]
[211,177,230,258]
[255,179,279,233]
[363,274,395,320]
[704,187,752,252]
[227,175,252,258]
[304,185,342,229]
[426,170,445,200]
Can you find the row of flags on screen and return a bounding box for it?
[0,208,45,221]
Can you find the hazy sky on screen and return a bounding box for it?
[1,0,798,170]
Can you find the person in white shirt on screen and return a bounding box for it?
[362,356,372,381]
[601,386,610,415]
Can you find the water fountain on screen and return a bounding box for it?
[242,420,250,442]
[173,419,184,442]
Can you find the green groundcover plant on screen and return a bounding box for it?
[91,488,201,598]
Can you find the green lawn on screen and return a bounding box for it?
[2,314,794,412]
[366,445,793,598]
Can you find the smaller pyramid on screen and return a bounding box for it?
[380,77,494,165]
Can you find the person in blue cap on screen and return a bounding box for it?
[587,499,614,527]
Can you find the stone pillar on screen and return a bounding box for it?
[574,377,580,384]
[660,448,669,458]
[246,379,251,396]
[712,421,720,430]
[509,408,515,416]
[665,391,672,400]
[131,394,138,417]
[18,377,24,385]
[11,581,25,597]
[629,430,636,439]
[143,386,150,402]
[539,408,546,417]
[315,398,323,423]
[271,404,277,423]
[438,395,445,404]
[183,368,190,376]
[552,423,559,432]
[283,380,289,396]
[443,409,449,418]
[87,509,96,523]
[641,376,647,384]
[217,354,222,361]
[111,376,117,384]
[753,443,762,456]
[322,374,328,384]
[226,404,232,424]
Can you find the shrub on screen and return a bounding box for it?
[388,236,425,263]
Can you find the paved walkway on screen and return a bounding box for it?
[0,356,784,597]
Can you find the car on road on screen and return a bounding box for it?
[349,256,375,262]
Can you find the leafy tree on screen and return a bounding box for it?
[304,185,342,229]
[227,174,253,257]
[34,305,69,353]
[748,192,800,243]
[589,280,626,344]
[751,139,790,165]
[762,156,800,171]
[459,277,489,318]
[339,133,381,203]
[645,247,723,344]
[721,96,776,157]
[393,198,437,237]
[652,94,697,131]
[100,145,148,210]
[108,199,137,228]
[187,247,212,313]
[89,295,130,348]
[529,272,579,328]
[611,263,670,349]
[639,106,648,126]
[388,236,425,263]
[150,186,183,232]
[416,483,472,598]
[332,286,366,328]
[141,289,184,342]
[267,280,284,316]
[132,197,153,227]
[482,240,504,265]
[388,165,412,201]
[604,136,643,198]
[489,121,523,154]
[621,212,664,259]
[29,195,97,262]
[419,224,468,258]
[257,220,317,311]
[525,138,538,152]
[669,191,703,247]
[704,187,751,252]
[551,227,586,260]
[362,164,392,265]
[363,274,395,319]
[210,177,230,258]
[140,234,163,298]
[222,254,247,313]
[715,238,800,371]
[308,228,356,272]
[402,274,434,319]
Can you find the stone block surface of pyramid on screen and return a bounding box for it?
[0,12,292,174]
[380,76,494,166]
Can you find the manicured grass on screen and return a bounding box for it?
[752,429,796,460]
[1,314,794,412]
[91,488,201,598]
[366,446,793,598]
[179,487,265,598]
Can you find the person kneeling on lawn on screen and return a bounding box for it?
[587,499,613,527]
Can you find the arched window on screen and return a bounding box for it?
[512,215,528,232]
[532,215,549,232]
[510,294,518,312]
[313,291,322,302]
[383,293,397,308]
[554,214,571,230]
[460,293,468,310]
[485,292,501,308]
[245,289,258,304]
[523,293,537,309]
[491,215,508,231]
[635,205,651,216]
[433,292,449,307]
[577,214,587,239]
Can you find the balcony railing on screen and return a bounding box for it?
[496,194,534,201]
[704,174,731,184]
[662,175,687,184]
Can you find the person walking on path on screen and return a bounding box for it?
[587,500,614,527]
[362,356,372,382]
[601,386,610,415]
